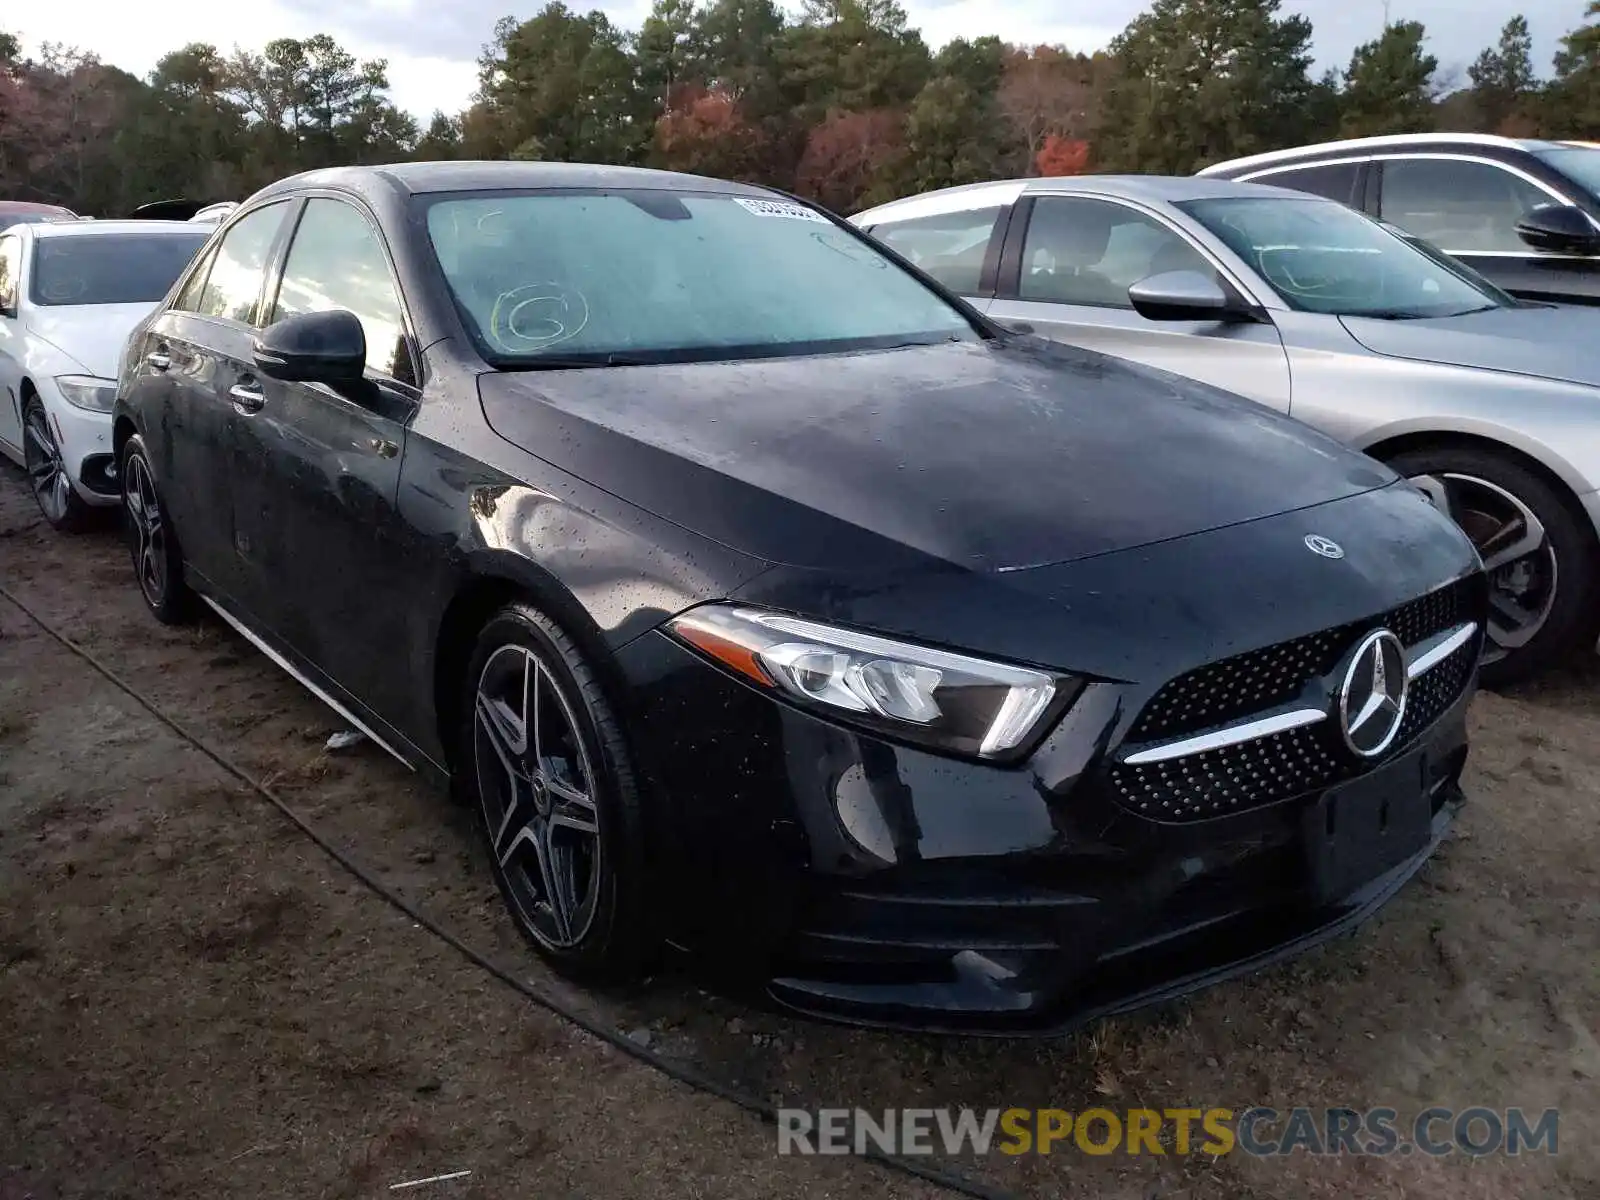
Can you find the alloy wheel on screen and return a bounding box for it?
[473,643,604,950]
[23,403,70,524]
[1410,471,1557,665]
[124,452,168,604]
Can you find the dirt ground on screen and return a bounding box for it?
[0,461,1596,1200]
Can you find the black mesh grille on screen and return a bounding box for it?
[1387,578,1476,648]
[1111,723,1357,821]
[1396,635,1478,748]
[1109,579,1480,823]
[1127,630,1346,742]
[1129,578,1477,744]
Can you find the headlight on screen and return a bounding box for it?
[667,605,1076,760]
[54,375,117,412]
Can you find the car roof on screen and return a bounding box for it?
[30,219,210,239]
[1196,132,1585,177]
[853,174,1312,224]
[0,200,75,216]
[250,160,779,207]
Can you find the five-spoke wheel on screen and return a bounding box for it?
[475,642,604,950]
[125,450,168,605]
[462,604,650,979]
[1392,446,1599,687]
[120,435,195,624]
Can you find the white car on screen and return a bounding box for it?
[0,219,211,529]
[189,202,238,225]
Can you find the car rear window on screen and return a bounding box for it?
[30,231,211,306]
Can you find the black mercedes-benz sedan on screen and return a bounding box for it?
[113,162,1487,1033]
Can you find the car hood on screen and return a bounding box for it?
[27,301,159,379]
[477,338,1394,574]
[1340,304,1600,389]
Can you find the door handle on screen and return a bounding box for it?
[146,350,171,371]
[228,382,265,414]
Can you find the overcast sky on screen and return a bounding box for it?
[10,0,1592,119]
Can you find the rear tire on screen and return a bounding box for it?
[22,395,94,533]
[121,434,197,625]
[459,602,654,983]
[1387,445,1599,688]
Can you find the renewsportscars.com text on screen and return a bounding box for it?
[777,1106,1559,1158]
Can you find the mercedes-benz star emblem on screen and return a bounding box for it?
[1304,534,1345,559]
[1338,629,1408,758]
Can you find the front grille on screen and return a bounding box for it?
[1127,629,1346,743]
[1129,577,1477,744]
[1112,722,1357,821]
[1110,578,1480,823]
[1396,632,1477,747]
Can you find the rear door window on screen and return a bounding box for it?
[173,244,219,313]
[1250,162,1362,205]
[197,201,291,325]
[870,206,1005,294]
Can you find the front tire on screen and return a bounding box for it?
[22,395,93,532]
[1389,445,1599,687]
[121,434,196,625]
[459,602,653,982]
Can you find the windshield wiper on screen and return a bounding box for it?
[507,352,653,370]
[1352,309,1432,320]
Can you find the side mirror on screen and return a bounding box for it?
[1515,204,1600,256]
[1128,270,1246,322]
[252,309,366,384]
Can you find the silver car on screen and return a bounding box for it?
[853,176,1600,685]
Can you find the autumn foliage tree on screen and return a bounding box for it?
[1000,46,1104,169]
[652,84,770,180]
[6,2,1600,216]
[1035,135,1089,176]
[794,108,904,212]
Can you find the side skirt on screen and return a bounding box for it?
[200,594,420,774]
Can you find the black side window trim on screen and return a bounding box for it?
[264,192,421,391]
[978,203,1015,297]
[994,196,1036,298]
[1360,161,1380,214]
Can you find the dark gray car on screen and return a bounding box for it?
[1197,133,1600,307]
[854,175,1600,685]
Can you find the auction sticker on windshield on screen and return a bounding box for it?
[734,197,830,223]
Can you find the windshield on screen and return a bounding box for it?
[1178,196,1506,318]
[30,232,210,306]
[423,190,979,366]
[1535,146,1600,198]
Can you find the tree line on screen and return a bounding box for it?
[2,0,1598,219]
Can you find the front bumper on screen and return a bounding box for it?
[614,600,1476,1035]
[41,388,118,504]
